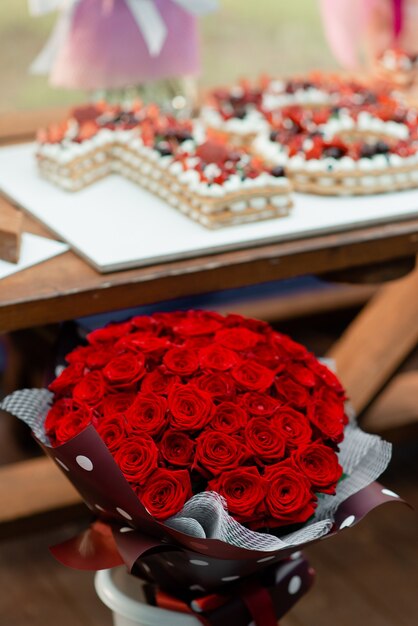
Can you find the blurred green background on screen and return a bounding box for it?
[0,0,337,111]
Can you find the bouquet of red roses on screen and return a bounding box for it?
[1,311,400,624]
[45,310,346,530]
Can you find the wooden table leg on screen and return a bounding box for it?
[327,263,418,416]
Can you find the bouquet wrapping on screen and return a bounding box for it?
[1,311,403,624]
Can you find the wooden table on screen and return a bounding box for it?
[1,207,417,332]
[1,108,418,537]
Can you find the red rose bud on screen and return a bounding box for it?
[48,362,85,396]
[160,431,195,467]
[215,327,262,351]
[223,313,270,335]
[87,321,133,345]
[168,384,214,431]
[163,347,199,376]
[113,435,158,485]
[103,353,145,388]
[46,399,93,445]
[86,346,118,370]
[198,344,239,371]
[73,370,106,407]
[208,467,266,523]
[141,368,181,395]
[248,343,286,371]
[138,469,192,520]
[293,443,343,494]
[272,332,309,359]
[308,387,347,443]
[195,372,236,401]
[194,431,250,477]
[44,398,93,446]
[211,401,248,434]
[116,333,171,357]
[245,418,286,463]
[65,344,92,365]
[232,361,275,392]
[272,407,312,449]
[264,462,317,527]
[127,392,168,438]
[173,311,223,337]
[274,375,311,408]
[239,391,281,417]
[131,315,159,333]
[95,416,128,453]
[103,393,135,418]
[288,362,317,388]
[307,356,346,395]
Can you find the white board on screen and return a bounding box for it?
[0,233,69,281]
[0,142,417,274]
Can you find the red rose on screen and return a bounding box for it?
[224,314,270,335]
[103,353,145,388]
[163,347,199,376]
[45,398,93,445]
[95,416,127,453]
[208,467,266,523]
[73,370,106,407]
[131,315,159,333]
[127,392,168,438]
[211,401,248,434]
[239,392,280,417]
[199,344,239,371]
[138,468,192,519]
[307,357,346,395]
[248,344,286,372]
[48,362,85,396]
[308,388,347,443]
[159,431,195,467]
[103,393,135,418]
[173,311,223,337]
[141,368,181,395]
[274,375,311,408]
[215,327,262,351]
[195,372,236,401]
[116,333,171,357]
[113,435,158,485]
[168,384,214,431]
[44,399,70,441]
[288,362,317,388]
[65,345,92,365]
[231,361,274,392]
[264,462,317,527]
[86,347,117,370]
[293,443,343,494]
[272,332,309,359]
[46,310,348,530]
[272,407,312,449]
[193,431,250,477]
[245,418,285,463]
[87,321,133,345]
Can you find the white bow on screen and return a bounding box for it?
[29,0,218,74]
